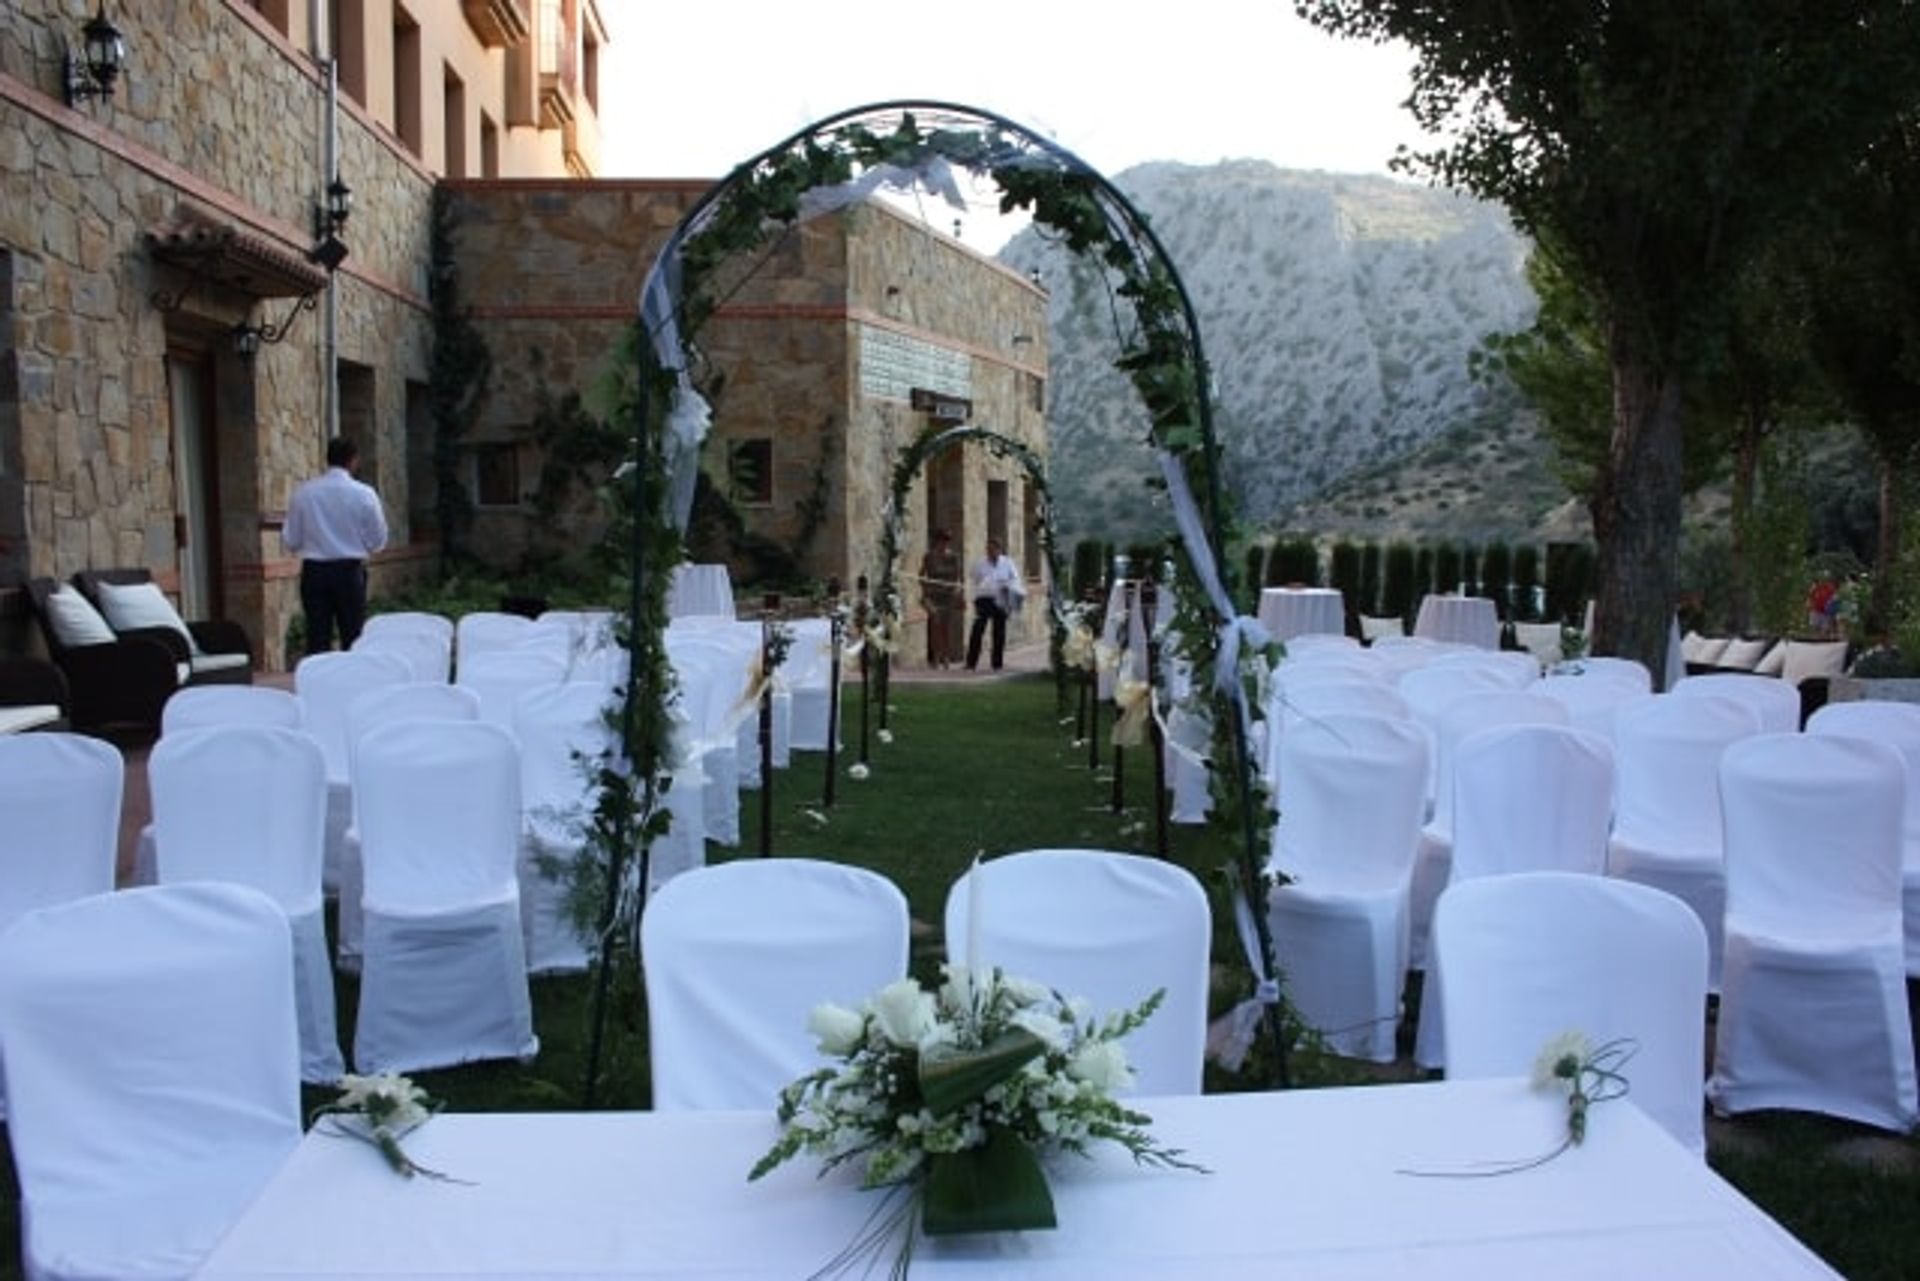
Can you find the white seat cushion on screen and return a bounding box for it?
[1718,638,1772,671]
[1689,636,1732,667]
[96,581,199,654]
[189,652,252,676]
[44,585,116,648]
[1752,641,1787,677]
[1781,640,1848,688]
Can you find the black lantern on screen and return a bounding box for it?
[308,176,353,272]
[64,3,127,107]
[324,177,353,232]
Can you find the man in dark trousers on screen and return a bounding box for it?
[283,437,388,654]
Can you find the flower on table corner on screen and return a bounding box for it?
[1399,1029,1635,1178]
[847,762,870,781]
[311,1072,468,1183]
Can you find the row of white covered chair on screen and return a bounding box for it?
[642,849,1212,1111]
[1266,690,1920,1133]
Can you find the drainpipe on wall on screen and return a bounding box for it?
[322,57,340,449]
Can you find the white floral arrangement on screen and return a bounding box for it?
[311,1072,464,1182]
[751,966,1198,1271]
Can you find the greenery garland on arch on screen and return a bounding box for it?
[581,101,1291,1101]
[868,423,1065,716]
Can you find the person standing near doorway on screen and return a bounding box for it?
[920,529,963,669]
[965,537,1019,672]
[284,437,388,655]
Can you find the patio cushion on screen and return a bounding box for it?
[96,581,199,654]
[1719,638,1772,671]
[1753,641,1787,677]
[44,585,116,648]
[1781,640,1849,688]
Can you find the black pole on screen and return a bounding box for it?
[876,651,891,733]
[758,598,776,857]
[856,576,871,767]
[1110,738,1125,814]
[1143,580,1170,859]
[823,582,843,808]
[1075,666,1088,742]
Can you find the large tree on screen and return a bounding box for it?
[1297,2,1920,680]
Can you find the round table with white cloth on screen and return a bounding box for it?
[1414,594,1500,650]
[1258,588,1346,643]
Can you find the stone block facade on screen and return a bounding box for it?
[0,0,602,664]
[448,184,1052,663]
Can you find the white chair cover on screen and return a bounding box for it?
[294,649,411,894]
[1708,733,1917,1131]
[1607,692,1763,990]
[361,611,454,645]
[1561,655,1654,693]
[351,629,451,682]
[331,682,485,972]
[161,684,302,735]
[668,563,736,619]
[454,611,537,671]
[1417,722,1616,1069]
[352,720,537,1074]
[1511,621,1565,667]
[0,732,121,923]
[0,883,301,1281]
[1264,678,1410,790]
[945,849,1211,1096]
[1536,673,1649,742]
[1282,632,1361,654]
[150,724,342,1084]
[783,618,840,752]
[515,681,620,974]
[1430,649,1541,690]
[667,638,747,846]
[1808,699,1920,974]
[1434,872,1710,1156]
[455,648,568,732]
[0,731,122,1121]
[642,859,908,1110]
[1267,713,1430,1062]
[1408,690,1570,969]
[1671,672,1801,734]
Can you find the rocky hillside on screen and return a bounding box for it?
[997,161,1553,541]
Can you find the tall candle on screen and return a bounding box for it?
[967,854,984,976]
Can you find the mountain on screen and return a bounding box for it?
[996,160,1548,543]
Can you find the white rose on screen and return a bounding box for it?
[1000,975,1053,1007]
[1067,1039,1134,1094]
[808,1002,867,1057]
[1010,1008,1069,1051]
[871,979,937,1048]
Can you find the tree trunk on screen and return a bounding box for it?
[1871,450,1905,637]
[1591,335,1687,689]
[1726,409,1763,636]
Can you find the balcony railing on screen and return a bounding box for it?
[537,0,577,129]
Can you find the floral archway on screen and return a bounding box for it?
[868,422,1064,706]
[583,101,1287,1098]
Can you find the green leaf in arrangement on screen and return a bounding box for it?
[923,1126,1058,1236]
[918,1029,1047,1118]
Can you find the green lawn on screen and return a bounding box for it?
[1,674,1913,1278]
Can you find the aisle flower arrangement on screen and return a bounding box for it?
[312,1072,466,1183]
[751,965,1199,1275]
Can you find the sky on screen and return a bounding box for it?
[595,3,1427,250]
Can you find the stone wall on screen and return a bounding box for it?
[444,183,1054,663]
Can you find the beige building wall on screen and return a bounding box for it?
[0,0,604,664]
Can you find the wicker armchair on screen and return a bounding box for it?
[26,577,180,738]
[72,569,253,685]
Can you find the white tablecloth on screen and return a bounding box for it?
[1258,587,1346,642]
[195,1079,1836,1280]
[1415,594,1501,650]
[668,564,735,619]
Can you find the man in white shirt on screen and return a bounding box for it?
[283,437,388,655]
[964,537,1020,672]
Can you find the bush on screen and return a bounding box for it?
[1512,544,1542,622]
[1328,540,1362,607]
[1545,541,1595,625]
[1071,540,1107,599]
[1413,545,1436,604]
[1358,542,1383,617]
[1267,537,1321,586]
[1382,542,1416,621]
[1243,544,1268,606]
[1435,543,1464,598]
[1480,542,1512,615]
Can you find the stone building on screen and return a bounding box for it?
[0,0,608,664]
[447,183,1052,661]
